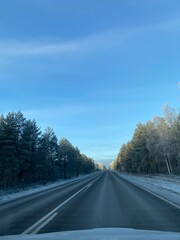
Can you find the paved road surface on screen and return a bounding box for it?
[0,171,180,236]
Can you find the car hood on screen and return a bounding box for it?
[0,228,179,240]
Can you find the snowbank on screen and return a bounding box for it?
[119,173,180,208]
[0,173,95,205]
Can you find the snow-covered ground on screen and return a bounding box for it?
[0,173,95,205]
[119,173,180,208]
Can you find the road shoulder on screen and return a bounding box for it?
[118,173,180,209]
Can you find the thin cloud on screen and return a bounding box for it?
[22,104,89,120]
[0,16,180,57]
[0,40,78,56]
[0,28,126,57]
[177,82,180,89]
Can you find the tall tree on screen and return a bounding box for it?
[0,111,97,187]
[38,127,59,181]
[58,138,77,178]
[0,112,25,187]
[18,119,41,183]
[112,105,180,175]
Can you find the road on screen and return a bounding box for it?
[0,170,180,236]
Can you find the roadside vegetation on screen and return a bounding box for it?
[111,105,180,175]
[0,111,98,188]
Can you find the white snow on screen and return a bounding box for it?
[0,173,96,205]
[119,173,180,207]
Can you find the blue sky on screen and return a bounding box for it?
[1,0,180,166]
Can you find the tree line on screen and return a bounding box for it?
[111,105,180,175]
[0,111,96,187]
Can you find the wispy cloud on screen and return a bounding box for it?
[0,40,78,56]
[1,16,180,58]
[22,103,89,120]
[177,82,180,89]
[0,28,125,57]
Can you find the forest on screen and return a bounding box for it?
[0,111,97,188]
[112,105,180,175]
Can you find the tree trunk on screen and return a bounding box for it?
[167,152,173,175]
[165,157,171,175]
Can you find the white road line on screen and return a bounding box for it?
[121,176,180,210]
[32,213,58,234]
[22,176,100,234]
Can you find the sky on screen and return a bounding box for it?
[1,0,180,167]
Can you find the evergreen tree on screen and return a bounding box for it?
[38,127,59,181]
[18,119,41,183]
[0,112,25,187]
[0,111,97,187]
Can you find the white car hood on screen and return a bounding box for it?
[0,228,179,240]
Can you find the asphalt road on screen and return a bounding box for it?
[0,171,180,236]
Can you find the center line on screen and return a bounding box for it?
[32,213,58,234]
[22,176,100,234]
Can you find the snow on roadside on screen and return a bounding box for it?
[0,173,94,205]
[119,173,180,208]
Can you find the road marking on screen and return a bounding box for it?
[86,183,92,188]
[22,176,100,234]
[31,213,58,234]
[120,175,180,210]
